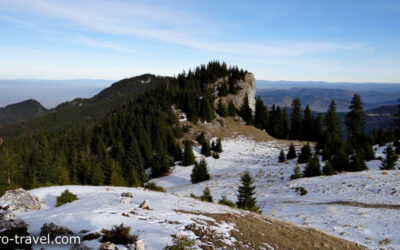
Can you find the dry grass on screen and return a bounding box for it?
[182,116,310,147]
[322,201,400,210]
[176,210,365,250]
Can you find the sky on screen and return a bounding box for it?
[0,0,400,84]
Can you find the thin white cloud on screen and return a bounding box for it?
[0,0,365,57]
[70,36,134,53]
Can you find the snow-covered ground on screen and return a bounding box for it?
[16,186,240,250]
[153,137,400,250]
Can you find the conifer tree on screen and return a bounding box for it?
[345,94,365,138]
[281,107,290,139]
[349,150,367,172]
[289,98,303,140]
[322,161,335,176]
[303,155,321,177]
[214,138,223,153]
[254,97,269,130]
[201,186,213,202]
[110,160,126,186]
[0,148,17,186]
[381,144,399,170]
[279,150,286,162]
[394,98,400,139]
[191,159,210,183]
[324,100,342,138]
[236,171,259,212]
[201,140,212,157]
[216,99,227,117]
[182,140,195,166]
[200,94,215,122]
[331,145,349,172]
[287,143,297,160]
[90,161,105,185]
[290,166,302,180]
[124,136,145,186]
[298,143,312,164]
[227,101,236,116]
[239,94,253,125]
[302,105,314,141]
[218,83,229,97]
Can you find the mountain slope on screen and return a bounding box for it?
[0,99,48,127]
[153,138,400,249]
[12,185,364,249]
[0,74,168,139]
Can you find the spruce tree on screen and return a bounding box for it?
[124,136,145,186]
[290,166,302,180]
[303,155,321,177]
[289,98,303,140]
[381,144,399,170]
[349,150,367,172]
[182,140,195,166]
[214,138,223,152]
[254,97,269,130]
[218,83,228,97]
[345,94,365,138]
[236,171,259,212]
[298,143,312,164]
[191,158,210,184]
[331,145,349,172]
[239,94,253,125]
[287,143,297,160]
[227,101,237,116]
[302,105,314,141]
[281,107,290,139]
[201,139,212,157]
[216,99,227,117]
[201,186,213,202]
[324,100,342,138]
[322,161,335,176]
[279,150,286,162]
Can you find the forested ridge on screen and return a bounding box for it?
[0,61,246,194]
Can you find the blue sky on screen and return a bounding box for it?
[0,0,399,82]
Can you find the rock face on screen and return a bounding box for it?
[211,73,257,112]
[0,188,46,212]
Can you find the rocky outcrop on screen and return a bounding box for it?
[211,73,256,112]
[0,188,46,212]
[0,211,27,230]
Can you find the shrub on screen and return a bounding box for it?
[212,152,220,159]
[290,166,302,180]
[101,224,138,245]
[164,234,196,250]
[144,182,166,192]
[218,195,236,208]
[82,232,101,241]
[40,223,73,239]
[293,187,308,196]
[200,187,213,202]
[56,189,78,207]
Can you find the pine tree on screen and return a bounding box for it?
[236,171,259,212]
[349,150,368,172]
[290,166,302,180]
[303,155,321,177]
[182,140,195,166]
[298,143,312,164]
[218,83,228,97]
[239,94,253,125]
[199,94,215,122]
[110,160,126,186]
[345,94,365,138]
[381,144,399,170]
[227,101,236,116]
[214,138,223,152]
[191,158,210,183]
[254,97,269,130]
[322,161,335,176]
[216,99,227,117]
[394,98,400,139]
[331,145,349,172]
[302,105,314,141]
[279,150,286,162]
[287,143,297,160]
[201,140,212,157]
[124,136,145,186]
[201,186,213,202]
[289,98,303,140]
[324,100,342,138]
[0,148,17,186]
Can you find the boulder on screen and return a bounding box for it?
[0,188,46,212]
[120,197,133,204]
[0,211,26,230]
[121,192,134,198]
[128,240,145,250]
[139,200,151,210]
[99,242,117,250]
